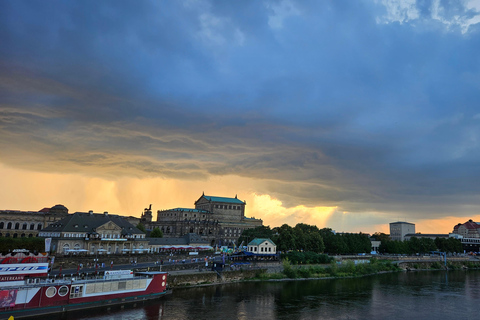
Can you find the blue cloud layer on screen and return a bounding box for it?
[1,0,480,219]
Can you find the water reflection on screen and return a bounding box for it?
[56,270,480,320]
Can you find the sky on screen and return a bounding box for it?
[1,0,480,235]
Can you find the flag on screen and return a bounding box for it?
[44,238,52,253]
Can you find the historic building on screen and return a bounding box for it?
[0,204,69,238]
[389,221,415,241]
[38,211,148,255]
[145,194,263,247]
[247,238,276,255]
[452,220,480,238]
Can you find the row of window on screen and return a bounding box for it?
[0,233,35,238]
[214,204,241,210]
[249,246,275,253]
[0,222,43,230]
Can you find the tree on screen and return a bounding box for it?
[0,237,44,254]
[238,226,273,245]
[150,227,163,238]
[136,223,146,233]
[372,232,390,242]
[305,232,325,253]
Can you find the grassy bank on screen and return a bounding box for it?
[251,258,401,280]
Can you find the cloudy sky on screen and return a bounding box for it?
[1,0,480,234]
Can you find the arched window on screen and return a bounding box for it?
[5,233,10,237]
[22,223,27,230]
[7,222,12,229]
[63,243,70,253]
[28,234,33,238]
[37,223,42,230]
[21,233,25,238]
[14,223,20,230]
[30,223,35,230]
[13,233,18,238]
[0,222,3,229]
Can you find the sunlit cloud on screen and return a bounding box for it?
[249,193,337,229]
[2,1,480,234]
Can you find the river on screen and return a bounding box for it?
[43,270,480,320]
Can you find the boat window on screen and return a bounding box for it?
[46,287,57,298]
[58,286,69,297]
[70,285,83,298]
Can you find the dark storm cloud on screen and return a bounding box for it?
[1,0,480,220]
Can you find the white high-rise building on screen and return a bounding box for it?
[390,221,415,241]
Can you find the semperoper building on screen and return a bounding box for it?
[143,194,263,247]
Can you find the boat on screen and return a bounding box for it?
[0,251,169,319]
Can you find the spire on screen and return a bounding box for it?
[235,194,237,199]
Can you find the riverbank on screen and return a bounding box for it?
[165,257,480,288]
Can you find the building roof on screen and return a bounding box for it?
[196,194,245,205]
[168,208,209,213]
[454,220,480,230]
[248,238,276,246]
[390,221,415,225]
[42,212,144,235]
[404,233,449,238]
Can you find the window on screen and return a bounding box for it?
[37,223,42,230]
[7,222,12,229]
[15,223,19,230]
[0,222,3,229]
[30,223,35,230]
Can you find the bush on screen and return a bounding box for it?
[282,259,298,278]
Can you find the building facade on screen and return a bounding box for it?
[389,221,415,241]
[39,211,148,255]
[247,238,276,255]
[0,204,69,238]
[147,194,263,247]
[404,233,449,241]
[452,220,480,238]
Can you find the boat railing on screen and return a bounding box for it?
[19,273,154,287]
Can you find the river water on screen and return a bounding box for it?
[49,270,480,320]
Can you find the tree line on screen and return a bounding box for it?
[238,224,372,254]
[374,232,463,254]
[239,226,464,256]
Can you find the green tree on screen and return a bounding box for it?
[238,226,273,245]
[305,232,325,253]
[150,227,163,238]
[0,237,45,254]
[136,223,146,233]
[274,224,296,252]
[372,232,390,242]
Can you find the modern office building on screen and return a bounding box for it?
[389,221,415,241]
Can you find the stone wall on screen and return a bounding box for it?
[167,269,263,288]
